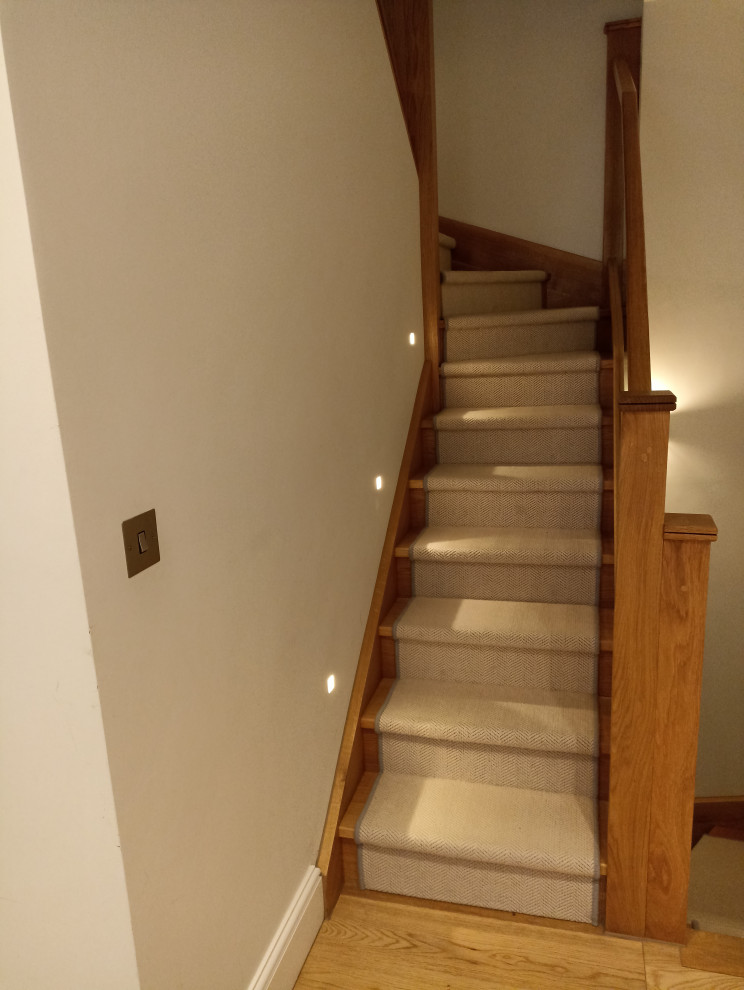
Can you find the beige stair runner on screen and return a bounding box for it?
[355,239,602,924]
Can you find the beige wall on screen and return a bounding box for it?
[434,0,642,259]
[1,2,423,987]
[641,0,744,795]
[0,33,140,990]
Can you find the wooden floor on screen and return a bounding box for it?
[295,893,744,990]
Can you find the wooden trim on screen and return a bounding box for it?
[613,58,638,100]
[681,930,744,979]
[438,216,602,309]
[377,0,440,408]
[665,513,718,540]
[644,518,715,942]
[316,361,431,915]
[619,390,677,412]
[606,407,670,937]
[605,18,642,35]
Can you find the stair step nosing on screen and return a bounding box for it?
[434,404,603,431]
[378,725,598,758]
[440,352,600,378]
[376,707,598,756]
[391,598,600,652]
[409,529,602,567]
[422,465,604,495]
[446,306,600,330]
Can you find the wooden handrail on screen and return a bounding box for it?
[608,259,625,475]
[612,57,638,99]
[612,58,651,392]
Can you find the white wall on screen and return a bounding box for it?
[0,2,423,988]
[641,0,744,795]
[0,32,140,990]
[434,0,643,259]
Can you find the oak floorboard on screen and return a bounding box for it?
[295,893,646,990]
[643,942,744,990]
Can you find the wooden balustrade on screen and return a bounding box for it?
[603,20,717,941]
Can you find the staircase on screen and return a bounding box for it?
[340,234,610,925]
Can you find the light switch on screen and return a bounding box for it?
[122,509,160,577]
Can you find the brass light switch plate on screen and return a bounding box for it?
[122,508,160,578]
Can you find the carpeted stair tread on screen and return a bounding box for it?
[441,350,600,379]
[434,404,602,432]
[440,351,600,408]
[376,678,598,756]
[352,264,606,923]
[423,464,604,494]
[447,305,599,329]
[442,269,548,285]
[444,307,598,361]
[393,596,599,653]
[422,464,604,530]
[409,526,601,567]
[356,773,598,878]
[391,597,600,693]
[438,232,457,250]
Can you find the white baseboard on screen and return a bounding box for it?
[247,865,324,990]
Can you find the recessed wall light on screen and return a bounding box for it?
[375,476,383,490]
[409,332,416,345]
[327,674,336,694]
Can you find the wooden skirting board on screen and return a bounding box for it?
[438,216,602,310]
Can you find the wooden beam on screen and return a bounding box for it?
[644,515,717,943]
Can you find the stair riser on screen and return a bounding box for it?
[436,427,601,465]
[441,281,543,318]
[442,371,599,409]
[394,640,597,693]
[426,490,602,529]
[379,734,597,796]
[439,245,452,271]
[445,322,595,361]
[357,846,598,924]
[411,561,600,605]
